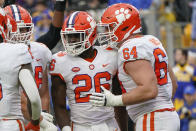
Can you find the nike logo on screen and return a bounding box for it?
[36,59,41,61]
[102,64,109,67]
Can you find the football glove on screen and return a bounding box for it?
[62,126,71,131]
[41,112,54,123]
[90,86,124,106]
[40,118,58,131]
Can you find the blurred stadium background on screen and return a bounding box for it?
[13,0,196,131]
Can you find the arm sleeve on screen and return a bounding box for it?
[19,68,41,120]
[36,24,61,50]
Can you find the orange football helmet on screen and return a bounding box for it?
[4,5,34,44]
[98,3,142,48]
[61,11,97,56]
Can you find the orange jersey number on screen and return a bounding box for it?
[72,72,111,103]
[34,66,43,89]
[123,46,137,60]
[153,48,168,85]
[49,59,56,71]
[0,84,2,100]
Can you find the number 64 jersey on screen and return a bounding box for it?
[118,35,174,122]
[50,46,118,125]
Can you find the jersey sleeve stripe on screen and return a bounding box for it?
[16,120,23,131]
[150,112,155,131]
[143,114,147,131]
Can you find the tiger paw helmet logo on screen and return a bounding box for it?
[115,8,131,23]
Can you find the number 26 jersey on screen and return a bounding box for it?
[118,35,174,122]
[50,46,117,125]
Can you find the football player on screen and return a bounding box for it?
[0,8,41,131]
[4,5,57,131]
[50,11,127,131]
[2,0,67,50]
[90,3,180,131]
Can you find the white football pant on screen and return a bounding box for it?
[72,118,120,131]
[135,109,180,131]
[0,119,25,131]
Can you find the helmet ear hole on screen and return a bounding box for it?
[128,7,132,11]
[122,26,129,31]
[92,33,96,37]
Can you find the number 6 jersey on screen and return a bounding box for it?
[50,46,117,125]
[118,35,174,122]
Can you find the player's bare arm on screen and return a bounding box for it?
[52,0,66,28]
[39,68,50,112]
[168,64,178,98]
[122,60,158,105]
[112,75,128,131]
[51,75,71,130]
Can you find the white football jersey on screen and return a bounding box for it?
[29,42,52,89]
[50,46,117,125]
[118,35,174,122]
[0,43,32,120]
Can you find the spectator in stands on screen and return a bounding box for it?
[173,48,196,111]
[34,0,48,13]
[22,0,36,12]
[179,85,196,131]
[33,10,53,40]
